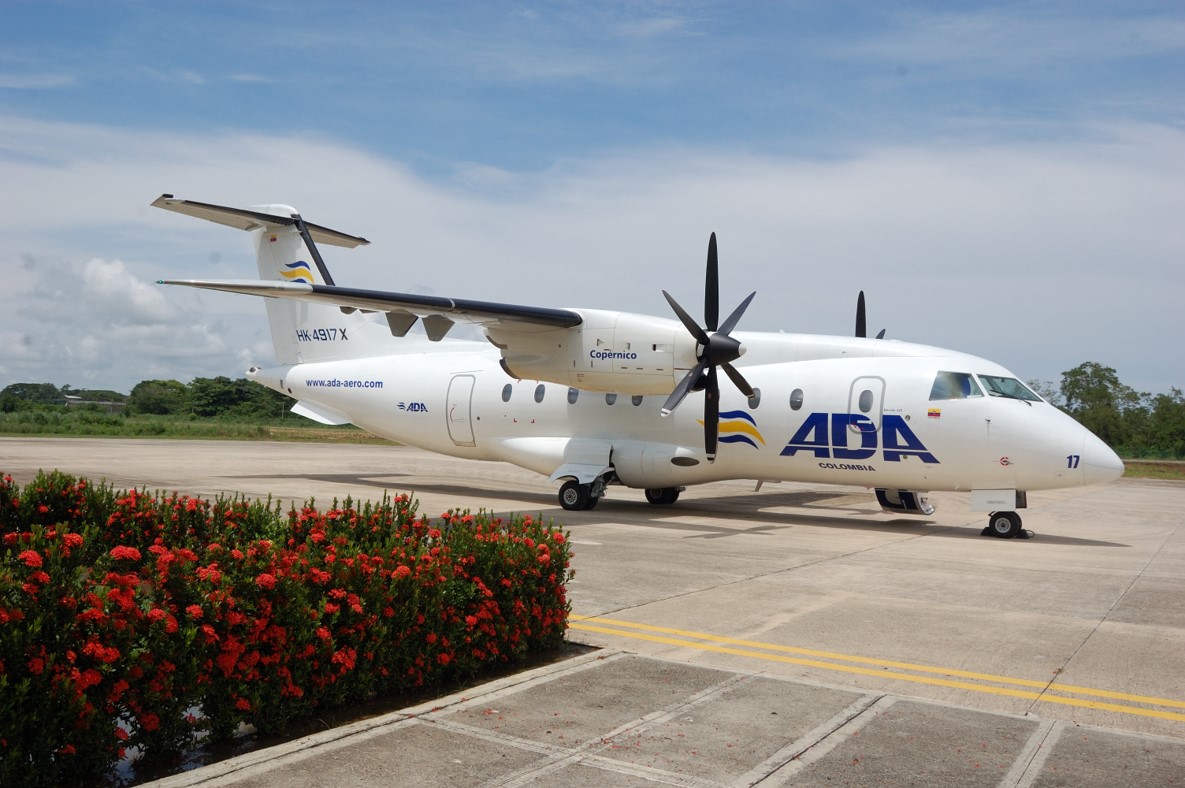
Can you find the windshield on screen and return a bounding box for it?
[978,375,1042,402]
[929,371,983,400]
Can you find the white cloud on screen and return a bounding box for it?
[0,115,1181,395]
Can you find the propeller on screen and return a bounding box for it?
[660,233,757,462]
[855,290,886,339]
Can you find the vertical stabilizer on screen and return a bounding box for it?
[152,195,393,365]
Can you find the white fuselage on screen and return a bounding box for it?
[253,330,1123,496]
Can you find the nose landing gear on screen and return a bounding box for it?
[983,511,1032,539]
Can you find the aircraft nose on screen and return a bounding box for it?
[1081,430,1125,485]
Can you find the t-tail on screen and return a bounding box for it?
[152,194,393,365]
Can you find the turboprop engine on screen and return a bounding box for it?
[488,309,696,395]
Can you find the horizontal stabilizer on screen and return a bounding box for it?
[290,400,351,425]
[151,195,369,248]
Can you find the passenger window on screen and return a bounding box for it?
[501,383,512,403]
[534,384,545,403]
[858,389,874,413]
[567,387,579,404]
[929,371,983,401]
[790,388,804,410]
[748,388,761,409]
[631,395,643,406]
[605,393,617,405]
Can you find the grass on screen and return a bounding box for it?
[1123,460,1185,481]
[0,410,393,444]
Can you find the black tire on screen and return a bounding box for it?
[559,480,590,511]
[644,487,680,505]
[987,511,1022,539]
[583,493,600,510]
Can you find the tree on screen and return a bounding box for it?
[1146,388,1185,458]
[0,382,63,406]
[128,380,189,415]
[1059,362,1146,450]
[188,376,243,418]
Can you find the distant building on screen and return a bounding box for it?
[63,395,126,414]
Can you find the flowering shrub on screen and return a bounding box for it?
[0,471,571,786]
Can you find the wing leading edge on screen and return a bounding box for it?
[159,279,583,338]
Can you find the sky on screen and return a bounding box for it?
[1,1,1183,397]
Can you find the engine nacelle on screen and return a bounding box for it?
[488,309,695,394]
[875,488,936,516]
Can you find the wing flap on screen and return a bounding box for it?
[159,278,583,333]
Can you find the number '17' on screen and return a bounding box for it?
[1066,454,1081,469]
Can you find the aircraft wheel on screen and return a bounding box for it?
[986,511,1022,539]
[583,493,600,510]
[644,487,680,505]
[559,481,590,511]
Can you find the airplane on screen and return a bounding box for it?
[152,194,1125,539]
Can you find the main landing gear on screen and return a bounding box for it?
[557,481,684,510]
[559,479,603,511]
[644,487,682,505]
[983,511,1031,539]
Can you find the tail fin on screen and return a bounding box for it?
[152,195,393,365]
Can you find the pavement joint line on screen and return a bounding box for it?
[735,691,883,787]
[415,649,630,719]
[1031,518,1183,716]
[571,615,1185,713]
[144,649,617,787]
[472,672,753,788]
[755,694,898,786]
[1001,719,1064,788]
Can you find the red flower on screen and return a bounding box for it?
[110,545,141,562]
[235,698,252,711]
[255,573,277,590]
[17,550,42,569]
[186,604,203,619]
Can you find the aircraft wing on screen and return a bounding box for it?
[160,278,583,338]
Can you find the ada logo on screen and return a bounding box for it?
[397,402,429,413]
[280,260,316,284]
[718,410,765,449]
[781,413,939,463]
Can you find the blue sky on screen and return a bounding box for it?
[2,1,1183,396]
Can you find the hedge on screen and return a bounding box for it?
[0,470,571,786]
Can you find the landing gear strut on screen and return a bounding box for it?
[984,511,1023,539]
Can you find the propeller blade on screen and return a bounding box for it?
[720,362,755,398]
[703,366,719,462]
[661,359,708,416]
[856,291,867,338]
[705,233,719,332]
[662,290,710,346]
[718,291,756,335]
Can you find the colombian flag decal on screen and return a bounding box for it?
[928,408,942,419]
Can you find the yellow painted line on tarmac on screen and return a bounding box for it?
[569,615,1185,723]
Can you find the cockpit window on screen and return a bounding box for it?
[929,371,983,400]
[978,375,1041,402]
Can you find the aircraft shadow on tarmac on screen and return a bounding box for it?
[232,472,1129,548]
